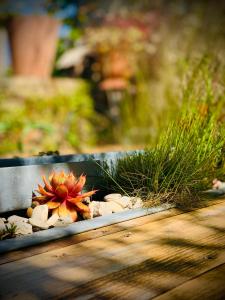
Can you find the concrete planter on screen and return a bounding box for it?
[0,150,175,254]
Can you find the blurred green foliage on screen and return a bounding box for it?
[1,0,225,157]
[115,1,225,146]
[119,55,225,147]
[0,81,97,156]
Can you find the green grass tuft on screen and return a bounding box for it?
[104,61,225,207]
[0,223,17,240]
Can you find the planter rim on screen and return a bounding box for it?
[0,150,143,168]
[0,204,173,254]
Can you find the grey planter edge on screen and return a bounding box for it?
[0,150,143,168]
[0,203,174,254]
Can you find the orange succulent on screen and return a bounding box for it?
[33,171,97,222]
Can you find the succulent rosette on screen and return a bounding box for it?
[33,171,97,221]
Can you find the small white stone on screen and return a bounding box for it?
[98,202,113,216]
[131,197,143,209]
[1,218,6,223]
[121,196,133,208]
[54,215,74,227]
[0,218,6,231]
[8,215,28,223]
[104,193,122,202]
[54,221,65,227]
[112,196,132,209]
[212,179,225,191]
[60,215,73,223]
[89,201,113,217]
[47,213,59,226]
[104,194,133,209]
[31,205,49,222]
[14,222,33,235]
[29,218,49,230]
[90,201,101,217]
[108,201,124,213]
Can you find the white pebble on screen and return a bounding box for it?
[8,215,28,223]
[29,218,49,230]
[0,218,6,231]
[108,201,124,213]
[47,213,59,226]
[131,197,143,209]
[14,222,33,235]
[31,205,48,223]
[104,193,122,202]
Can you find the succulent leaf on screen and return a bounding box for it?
[51,173,60,189]
[32,196,48,202]
[67,206,78,221]
[58,201,69,217]
[42,175,53,192]
[55,184,68,199]
[37,184,55,197]
[67,196,83,204]
[72,175,86,194]
[47,201,61,209]
[80,190,98,198]
[64,173,77,192]
[75,202,90,213]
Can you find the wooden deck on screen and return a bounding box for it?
[0,199,225,300]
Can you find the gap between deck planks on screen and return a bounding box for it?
[0,199,225,299]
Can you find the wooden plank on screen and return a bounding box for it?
[153,263,225,300]
[0,201,225,299]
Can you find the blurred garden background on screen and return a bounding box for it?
[0,0,224,157]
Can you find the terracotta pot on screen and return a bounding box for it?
[7,15,60,78]
[0,28,8,76]
[101,50,132,79]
